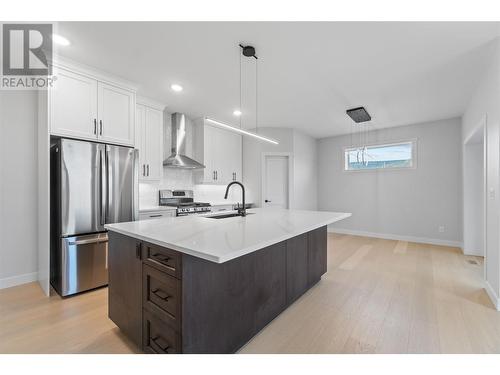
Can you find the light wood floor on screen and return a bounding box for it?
[1,234,498,354]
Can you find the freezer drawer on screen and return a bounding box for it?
[59,233,109,296]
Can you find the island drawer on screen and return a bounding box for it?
[143,264,181,329]
[143,310,181,354]
[142,242,181,278]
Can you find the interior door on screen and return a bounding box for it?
[50,68,98,140]
[263,155,289,209]
[98,82,135,146]
[106,144,135,224]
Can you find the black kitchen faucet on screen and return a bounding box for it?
[224,181,246,217]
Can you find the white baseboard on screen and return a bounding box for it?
[462,246,484,257]
[485,281,500,311]
[328,227,463,248]
[0,272,38,290]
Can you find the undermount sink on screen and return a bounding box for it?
[205,212,254,219]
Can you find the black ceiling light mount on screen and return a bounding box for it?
[239,44,258,59]
[346,106,371,123]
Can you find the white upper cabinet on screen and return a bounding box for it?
[50,68,98,141]
[194,119,242,185]
[226,130,242,182]
[97,82,135,146]
[136,103,163,181]
[49,65,136,146]
[136,104,147,176]
[144,106,163,180]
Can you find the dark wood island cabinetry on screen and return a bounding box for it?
[108,226,328,354]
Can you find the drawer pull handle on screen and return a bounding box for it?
[152,288,171,301]
[151,335,170,352]
[153,254,170,263]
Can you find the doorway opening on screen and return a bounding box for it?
[463,117,486,266]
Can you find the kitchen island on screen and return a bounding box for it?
[105,208,351,354]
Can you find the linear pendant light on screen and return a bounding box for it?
[205,117,279,145]
[206,44,279,146]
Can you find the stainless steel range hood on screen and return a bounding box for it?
[163,113,205,169]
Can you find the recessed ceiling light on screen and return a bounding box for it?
[233,109,242,117]
[171,84,183,92]
[52,34,70,46]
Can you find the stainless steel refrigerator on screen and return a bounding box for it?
[50,138,137,296]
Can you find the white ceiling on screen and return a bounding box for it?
[57,22,500,138]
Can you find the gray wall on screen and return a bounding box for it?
[293,131,318,210]
[318,117,462,245]
[0,90,39,288]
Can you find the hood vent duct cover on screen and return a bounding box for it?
[163,113,205,169]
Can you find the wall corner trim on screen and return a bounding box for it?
[484,281,500,311]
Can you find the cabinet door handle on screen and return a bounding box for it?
[151,288,171,301]
[151,336,170,352]
[94,119,97,135]
[152,253,170,263]
[143,164,146,176]
[147,164,149,176]
[215,171,218,180]
[99,120,103,136]
[213,171,216,180]
[135,243,142,259]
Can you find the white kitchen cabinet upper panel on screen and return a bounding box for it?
[49,65,136,147]
[136,104,147,174]
[194,119,242,185]
[97,82,135,146]
[144,106,163,180]
[50,68,98,141]
[226,130,242,182]
[136,103,163,181]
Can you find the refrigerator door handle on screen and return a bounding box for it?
[132,149,139,221]
[100,149,106,226]
[105,145,110,224]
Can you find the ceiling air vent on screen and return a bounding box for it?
[346,107,371,123]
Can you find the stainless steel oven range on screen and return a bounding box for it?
[159,189,211,216]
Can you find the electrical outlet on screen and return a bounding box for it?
[438,226,445,233]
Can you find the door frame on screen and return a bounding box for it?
[463,115,487,278]
[261,152,294,209]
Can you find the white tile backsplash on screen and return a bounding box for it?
[193,184,241,205]
[139,167,244,208]
[139,181,161,207]
[161,168,194,190]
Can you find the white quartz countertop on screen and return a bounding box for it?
[105,208,351,263]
